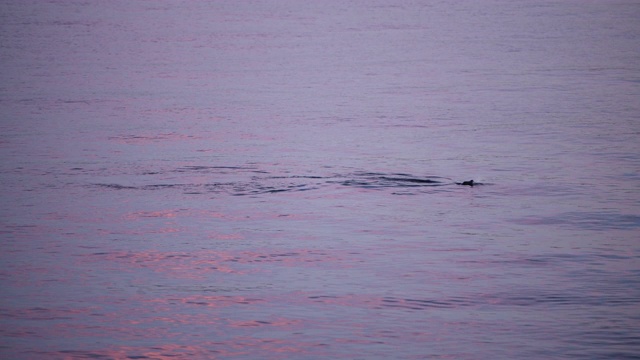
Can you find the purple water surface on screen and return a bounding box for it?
[1,1,639,359]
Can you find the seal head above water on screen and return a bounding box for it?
[456,180,474,186]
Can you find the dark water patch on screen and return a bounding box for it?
[326,172,455,190]
[54,351,115,359]
[1,224,39,234]
[108,133,203,144]
[140,184,181,190]
[92,183,139,190]
[1,307,82,321]
[256,184,311,194]
[92,183,183,191]
[230,182,320,196]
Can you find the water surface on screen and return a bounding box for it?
[1,1,640,359]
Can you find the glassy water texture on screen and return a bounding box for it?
[1,1,639,359]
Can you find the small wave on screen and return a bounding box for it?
[379,296,475,310]
[232,183,320,196]
[93,183,181,190]
[93,183,138,190]
[174,165,266,174]
[307,294,478,310]
[332,172,449,189]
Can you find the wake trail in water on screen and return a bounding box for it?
[90,169,483,196]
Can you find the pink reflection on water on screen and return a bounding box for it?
[123,210,178,219]
[66,337,324,360]
[97,226,181,236]
[51,320,174,342]
[144,295,264,310]
[87,247,351,279]
[120,209,245,239]
[206,232,244,240]
[89,250,245,277]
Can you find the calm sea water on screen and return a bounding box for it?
[1,1,640,359]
